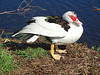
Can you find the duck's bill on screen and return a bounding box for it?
[74,19,83,25]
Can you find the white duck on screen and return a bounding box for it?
[12,11,83,60]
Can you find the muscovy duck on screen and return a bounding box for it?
[12,11,83,60]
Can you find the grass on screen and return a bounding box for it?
[96,45,100,51]
[14,47,50,59]
[92,45,100,51]
[0,43,17,74]
[0,42,50,74]
[0,34,50,74]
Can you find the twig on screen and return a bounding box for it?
[92,6,100,11]
[0,29,8,31]
[0,0,46,15]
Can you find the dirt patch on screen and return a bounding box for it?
[6,43,100,75]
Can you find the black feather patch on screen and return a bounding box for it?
[45,16,70,31]
[14,33,34,41]
[27,20,36,24]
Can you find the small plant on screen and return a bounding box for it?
[15,47,50,59]
[92,45,100,51]
[97,45,100,51]
[0,43,17,74]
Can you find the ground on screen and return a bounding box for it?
[0,38,100,75]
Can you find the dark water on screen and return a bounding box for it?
[0,0,100,48]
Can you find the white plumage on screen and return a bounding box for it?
[12,17,67,38]
[27,35,39,43]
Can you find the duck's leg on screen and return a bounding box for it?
[55,45,67,53]
[51,44,62,60]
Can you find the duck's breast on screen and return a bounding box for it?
[51,25,83,44]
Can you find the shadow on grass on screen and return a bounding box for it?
[4,41,66,51]
[4,42,51,51]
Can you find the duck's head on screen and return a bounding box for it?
[62,11,82,25]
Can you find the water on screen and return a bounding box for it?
[0,0,100,48]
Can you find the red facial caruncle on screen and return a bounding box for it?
[69,15,82,25]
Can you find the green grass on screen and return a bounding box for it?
[0,42,50,74]
[0,43,17,74]
[92,45,100,51]
[96,45,100,51]
[14,47,50,59]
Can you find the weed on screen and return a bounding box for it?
[92,45,100,51]
[97,45,100,51]
[0,30,5,38]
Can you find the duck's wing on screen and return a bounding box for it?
[12,16,67,37]
[45,16,70,31]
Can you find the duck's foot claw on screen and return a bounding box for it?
[52,54,64,60]
[56,49,67,54]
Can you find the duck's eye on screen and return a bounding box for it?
[69,15,78,22]
[70,16,74,18]
[69,15,74,19]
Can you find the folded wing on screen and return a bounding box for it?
[12,17,67,38]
